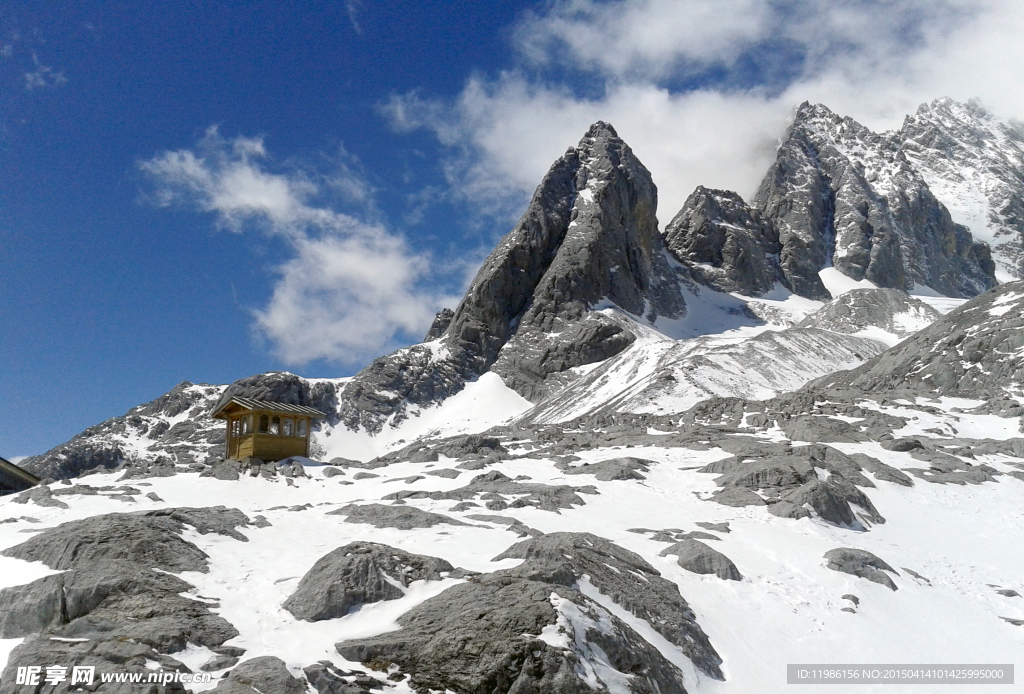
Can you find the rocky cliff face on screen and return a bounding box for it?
[898,98,1024,280]
[666,100,1002,300]
[754,102,996,299]
[663,186,780,296]
[338,122,690,431]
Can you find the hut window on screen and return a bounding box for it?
[270,416,281,435]
[259,415,269,433]
[231,419,240,437]
[242,415,252,435]
[283,418,294,436]
[298,419,307,437]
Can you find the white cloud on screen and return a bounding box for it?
[24,51,66,90]
[140,129,443,366]
[387,0,1024,223]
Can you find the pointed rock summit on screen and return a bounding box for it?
[338,122,689,432]
[664,186,780,296]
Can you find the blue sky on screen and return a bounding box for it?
[3,0,1023,459]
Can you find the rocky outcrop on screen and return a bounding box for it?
[664,185,780,295]
[814,281,1024,399]
[21,381,226,480]
[334,533,721,692]
[284,542,456,621]
[825,548,900,591]
[754,102,997,299]
[798,288,940,341]
[211,656,307,694]
[0,507,250,691]
[660,538,742,580]
[337,121,690,431]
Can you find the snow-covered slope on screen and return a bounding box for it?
[3,390,1022,694]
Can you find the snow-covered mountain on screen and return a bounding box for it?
[899,98,1024,282]
[4,99,1024,694]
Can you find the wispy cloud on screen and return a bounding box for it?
[140,128,447,366]
[346,0,364,35]
[385,0,1024,223]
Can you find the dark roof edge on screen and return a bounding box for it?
[210,397,328,419]
[0,456,41,485]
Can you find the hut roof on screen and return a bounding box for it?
[210,397,327,420]
[0,455,41,494]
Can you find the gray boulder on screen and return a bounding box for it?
[825,548,900,591]
[560,456,652,481]
[0,636,191,694]
[284,542,455,621]
[660,539,743,581]
[327,503,470,530]
[212,656,307,694]
[492,532,723,679]
[336,574,689,694]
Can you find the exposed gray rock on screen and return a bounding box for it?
[336,574,690,694]
[0,508,249,652]
[825,548,899,591]
[201,458,241,480]
[284,542,455,621]
[849,453,913,486]
[304,662,384,694]
[436,470,597,512]
[337,121,691,431]
[695,521,731,533]
[328,503,470,530]
[423,307,454,342]
[898,98,1024,280]
[466,514,543,537]
[777,476,885,527]
[0,637,191,694]
[798,288,940,339]
[753,102,996,299]
[711,487,767,507]
[1,506,250,571]
[492,532,723,679]
[11,484,69,509]
[781,415,866,443]
[664,185,780,295]
[21,381,227,481]
[814,281,1024,400]
[211,656,307,694]
[560,456,652,481]
[660,539,743,581]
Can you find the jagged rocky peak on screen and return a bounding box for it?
[338,121,691,430]
[664,185,780,296]
[443,120,684,371]
[897,97,1024,280]
[753,101,997,300]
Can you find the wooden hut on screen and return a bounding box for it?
[211,397,326,462]
[1,455,41,496]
